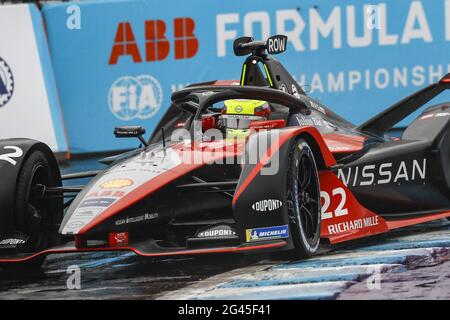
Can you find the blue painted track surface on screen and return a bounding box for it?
[160,220,450,300]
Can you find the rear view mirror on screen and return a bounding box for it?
[233,36,254,56]
[114,126,147,146]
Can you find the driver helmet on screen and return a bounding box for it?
[220,99,271,138]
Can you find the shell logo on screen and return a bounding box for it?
[100,178,133,189]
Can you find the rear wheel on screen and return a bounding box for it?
[12,150,62,268]
[285,138,321,259]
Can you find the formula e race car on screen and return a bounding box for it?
[0,35,449,268]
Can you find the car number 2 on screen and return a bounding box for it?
[320,187,348,220]
[0,146,23,165]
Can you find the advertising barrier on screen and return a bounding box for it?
[42,0,450,153]
[0,4,68,153]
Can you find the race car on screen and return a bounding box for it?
[0,35,449,268]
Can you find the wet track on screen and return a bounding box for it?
[0,158,449,299]
[1,220,449,299]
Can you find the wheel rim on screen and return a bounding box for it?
[296,147,320,244]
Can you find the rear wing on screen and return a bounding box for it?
[357,74,450,136]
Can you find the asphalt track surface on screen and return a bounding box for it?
[0,158,449,300]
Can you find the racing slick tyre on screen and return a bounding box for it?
[283,138,321,259]
[10,150,63,269]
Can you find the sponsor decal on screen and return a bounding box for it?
[266,35,287,54]
[108,75,162,121]
[79,197,116,208]
[66,221,85,230]
[73,210,96,217]
[0,146,23,165]
[196,225,237,239]
[86,190,125,198]
[109,232,129,246]
[61,208,103,234]
[328,216,379,235]
[0,238,26,245]
[251,199,283,212]
[291,84,301,98]
[234,105,243,113]
[73,207,102,216]
[309,100,326,114]
[245,225,289,242]
[295,115,325,127]
[0,57,14,108]
[108,18,198,65]
[115,212,159,226]
[321,187,348,220]
[337,159,427,187]
[100,178,134,189]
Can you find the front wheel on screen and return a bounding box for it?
[285,138,321,259]
[12,149,63,268]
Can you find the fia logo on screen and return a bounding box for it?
[0,57,14,108]
[108,74,163,121]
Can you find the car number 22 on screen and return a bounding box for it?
[320,187,348,220]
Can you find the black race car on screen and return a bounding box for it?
[0,35,449,268]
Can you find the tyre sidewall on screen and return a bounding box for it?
[287,138,321,258]
[14,150,62,253]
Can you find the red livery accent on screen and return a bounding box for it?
[0,241,287,264]
[386,211,450,230]
[109,232,129,247]
[441,73,450,83]
[201,115,217,132]
[322,133,366,154]
[74,236,86,249]
[213,80,240,86]
[319,171,389,244]
[249,119,286,131]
